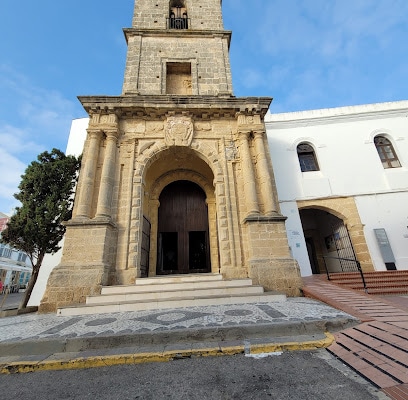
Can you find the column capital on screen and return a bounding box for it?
[238,130,251,139]
[104,129,120,140]
[86,128,104,139]
[253,130,266,138]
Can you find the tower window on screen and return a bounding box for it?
[374,135,401,169]
[297,143,319,172]
[168,1,189,29]
[166,62,192,95]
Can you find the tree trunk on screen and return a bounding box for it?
[19,265,40,309]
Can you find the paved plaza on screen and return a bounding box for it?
[1,278,408,400]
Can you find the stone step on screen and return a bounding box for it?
[88,284,264,305]
[57,292,287,316]
[135,273,223,285]
[101,278,254,295]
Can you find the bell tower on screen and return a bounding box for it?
[39,0,302,313]
[123,0,233,97]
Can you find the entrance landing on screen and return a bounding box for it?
[57,274,286,316]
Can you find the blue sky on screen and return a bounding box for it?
[1,0,408,214]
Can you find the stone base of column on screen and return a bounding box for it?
[39,218,118,313]
[38,263,111,313]
[115,269,138,285]
[220,265,248,280]
[244,216,303,296]
[249,258,303,297]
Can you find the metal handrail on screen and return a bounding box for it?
[323,256,368,293]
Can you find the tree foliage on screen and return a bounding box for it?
[0,148,81,308]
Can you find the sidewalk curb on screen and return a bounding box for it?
[0,317,356,358]
[0,332,335,374]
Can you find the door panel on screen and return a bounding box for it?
[157,181,211,275]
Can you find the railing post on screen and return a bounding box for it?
[357,261,368,293]
[323,256,368,294]
[323,257,331,281]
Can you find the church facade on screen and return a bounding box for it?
[39,0,302,312]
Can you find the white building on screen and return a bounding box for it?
[266,100,408,277]
[0,212,32,293]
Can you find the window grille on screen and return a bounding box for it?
[374,136,401,168]
[297,143,319,172]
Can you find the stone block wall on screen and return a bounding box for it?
[132,0,224,31]
[122,35,232,96]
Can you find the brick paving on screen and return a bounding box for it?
[303,276,408,400]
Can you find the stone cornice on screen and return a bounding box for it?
[123,28,232,47]
[78,95,272,119]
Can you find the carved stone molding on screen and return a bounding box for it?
[165,115,194,146]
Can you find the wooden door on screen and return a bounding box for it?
[157,180,211,274]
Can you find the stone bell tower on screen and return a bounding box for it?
[39,0,302,312]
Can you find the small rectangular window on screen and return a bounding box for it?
[166,62,192,95]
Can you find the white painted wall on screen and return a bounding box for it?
[266,101,408,274]
[28,118,88,306]
[355,193,408,271]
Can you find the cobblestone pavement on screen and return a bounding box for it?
[0,298,351,343]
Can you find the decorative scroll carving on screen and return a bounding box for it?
[165,115,194,146]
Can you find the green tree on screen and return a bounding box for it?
[0,149,81,309]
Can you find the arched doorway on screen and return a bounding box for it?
[157,180,211,275]
[300,208,357,274]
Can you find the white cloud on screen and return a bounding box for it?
[0,65,77,213]
[227,0,408,110]
[0,148,25,214]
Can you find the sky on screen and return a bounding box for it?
[1,0,408,215]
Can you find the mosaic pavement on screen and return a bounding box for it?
[0,298,354,343]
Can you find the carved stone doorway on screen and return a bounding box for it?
[157,180,211,275]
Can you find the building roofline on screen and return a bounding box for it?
[266,100,408,126]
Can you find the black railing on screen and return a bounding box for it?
[167,17,190,29]
[323,256,368,293]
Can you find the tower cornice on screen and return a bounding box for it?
[123,28,232,47]
[78,95,272,119]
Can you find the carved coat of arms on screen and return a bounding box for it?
[165,116,193,147]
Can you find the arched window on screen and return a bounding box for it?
[169,0,189,29]
[374,136,401,169]
[297,143,319,172]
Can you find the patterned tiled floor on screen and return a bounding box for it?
[0,298,351,343]
[303,276,408,400]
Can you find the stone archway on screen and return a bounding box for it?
[139,147,219,277]
[298,198,374,273]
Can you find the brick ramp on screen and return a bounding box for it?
[303,276,408,399]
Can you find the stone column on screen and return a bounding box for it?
[239,131,259,215]
[75,130,103,219]
[253,131,278,215]
[95,129,119,219]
